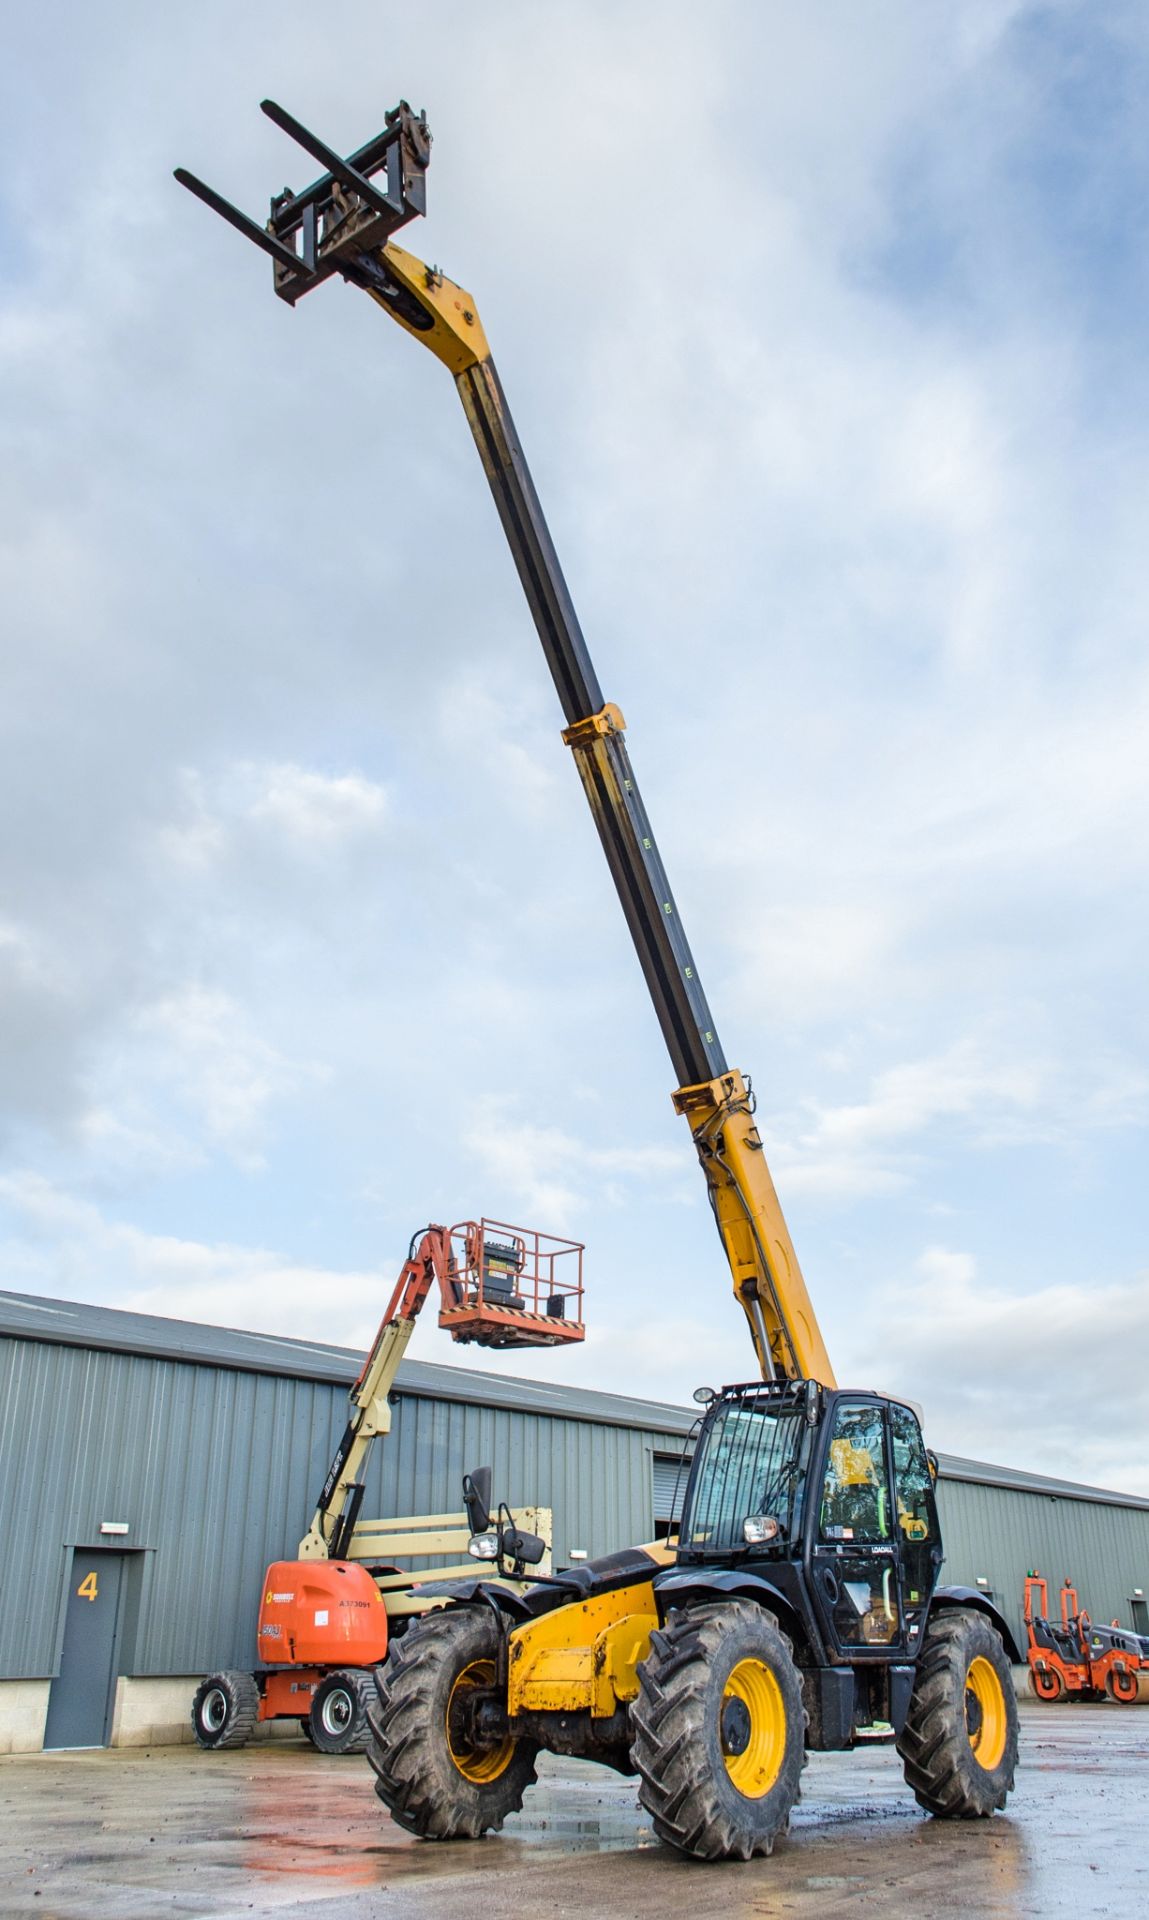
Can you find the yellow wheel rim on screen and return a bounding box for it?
[721,1657,787,1798]
[446,1659,515,1784]
[966,1655,1007,1770]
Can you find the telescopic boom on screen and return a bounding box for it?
[176,102,835,1389]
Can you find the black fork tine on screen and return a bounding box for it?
[259,100,398,220]
[173,168,307,275]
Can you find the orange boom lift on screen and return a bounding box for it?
[191,1218,583,1753]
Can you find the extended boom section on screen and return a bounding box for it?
[174,101,832,1389]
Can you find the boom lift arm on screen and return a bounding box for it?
[301,1217,584,1561]
[177,103,833,1389]
[190,1212,576,1755]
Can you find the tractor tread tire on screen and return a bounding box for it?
[897,1608,1018,1817]
[309,1669,375,1754]
[366,1608,538,1839]
[191,1670,260,1750]
[630,1600,807,1862]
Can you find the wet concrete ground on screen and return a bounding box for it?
[2,1702,1146,1919]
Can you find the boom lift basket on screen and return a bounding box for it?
[437,1218,584,1348]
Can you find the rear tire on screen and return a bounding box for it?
[309,1670,374,1753]
[898,1608,1018,1816]
[366,1609,538,1839]
[191,1670,259,1750]
[630,1600,806,1861]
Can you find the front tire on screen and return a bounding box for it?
[366,1608,538,1839]
[309,1670,374,1753]
[630,1600,806,1862]
[191,1670,259,1750]
[898,1608,1018,1816]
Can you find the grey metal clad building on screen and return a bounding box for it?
[2,1287,1148,1753]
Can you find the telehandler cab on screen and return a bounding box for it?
[178,98,1021,1863]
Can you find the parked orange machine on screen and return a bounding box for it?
[192,1218,583,1752]
[1024,1571,1149,1704]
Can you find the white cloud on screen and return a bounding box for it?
[246,763,388,847]
[461,1099,688,1230]
[129,986,319,1167]
[807,1043,1046,1148]
[0,1173,382,1346]
[157,761,388,868]
[153,772,227,871]
[728,901,906,1029]
[847,1244,1149,1495]
[760,1036,1148,1200]
[434,674,559,815]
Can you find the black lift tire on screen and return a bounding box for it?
[630,1600,807,1862]
[191,1670,260,1750]
[897,1607,1018,1817]
[366,1608,539,1839]
[308,1669,375,1754]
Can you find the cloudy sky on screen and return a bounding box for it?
[2,2,1147,1493]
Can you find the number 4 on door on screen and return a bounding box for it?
[77,1571,99,1602]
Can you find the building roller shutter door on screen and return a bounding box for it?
[653,1451,693,1525]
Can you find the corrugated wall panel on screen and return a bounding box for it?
[5,1329,1147,1682]
[936,1477,1149,1653]
[0,1335,682,1679]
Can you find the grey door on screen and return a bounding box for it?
[44,1551,125,1749]
[652,1451,693,1537]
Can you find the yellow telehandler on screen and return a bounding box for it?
[177,98,1020,1862]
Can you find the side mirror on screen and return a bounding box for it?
[462,1466,492,1534]
[501,1526,546,1567]
[804,1379,820,1426]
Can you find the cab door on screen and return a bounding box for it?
[887,1401,943,1657]
[810,1400,906,1657]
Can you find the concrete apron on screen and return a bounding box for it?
[2,1666,1042,1756]
[1,1701,1145,1918]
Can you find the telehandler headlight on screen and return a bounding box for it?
[743,1514,780,1546]
[468,1531,500,1560]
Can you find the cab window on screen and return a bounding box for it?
[819,1403,888,1543]
[889,1403,938,1546]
